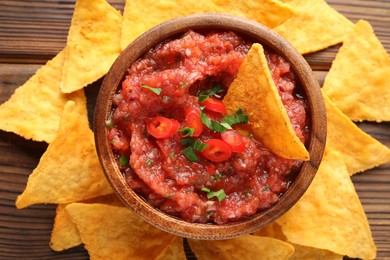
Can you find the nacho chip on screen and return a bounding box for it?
[50,195,123,252]
[61,0,122,93]
[254,223,343,259]
[324,93,390,175]
[188,235,294,260]
[120,0,294,50]
[275,0,354,54]
[223,43,309,160]
[15,101,113,209]
[275,151,376,259]
[322,20,390,122]
[0,50,87,143]
[156,237,186,260]
[50,204,82,252]
[65,203,176,259]
[290,244,343,260]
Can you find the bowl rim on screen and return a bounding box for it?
[94,13,326,240]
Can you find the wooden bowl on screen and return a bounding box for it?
[94,13,326,240]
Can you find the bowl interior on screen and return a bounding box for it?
[94,13,326,240]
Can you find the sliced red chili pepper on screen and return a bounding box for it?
[146,116,180,138]
[201,97,227,114]
[185,107,203,137]
[201,139,232,162]
[221,130,246,153]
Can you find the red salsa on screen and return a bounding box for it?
[107,30,308,224]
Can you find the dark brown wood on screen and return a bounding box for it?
[0,0,389,259]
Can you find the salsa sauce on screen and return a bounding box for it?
[107,30,308,224]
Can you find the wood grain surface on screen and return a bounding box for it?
[0,0,389,259]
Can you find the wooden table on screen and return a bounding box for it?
[0,0,389,259]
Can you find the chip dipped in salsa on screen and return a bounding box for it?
[106,30,309,224]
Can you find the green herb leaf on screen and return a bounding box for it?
[192,140,207,152]
[146,159,153,166]
[181,138,194,147]
[178,127,195,137]
[207,189,226,202]
[169,152,175,159]
[119,156,129,167]
[141,85,162,95]
[201,187,211,193]
[198,84,223,102]
[182,146,198,161]
[200,111,228,133]
[222,108,249,125]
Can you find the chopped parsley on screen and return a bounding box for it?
[198,84,224,102]
[222,109,249,126]
[146,159,153,166]
[119,156,129,167]
[141,85,162,95]
[178,127,195,137]
[201,187,226,202]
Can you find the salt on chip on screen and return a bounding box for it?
[188,235,294,260]
[275,0,354,54]
[120,0,294,50]
[50,195,123,252]
[324,93,390,175]
[61,0,122,93]
[15,101,113,209]
[0,49,87,143]
[322,20,390,122]
[65,203,176,260]
[223,43,309,160]
[275,151,376,259]
[156,237,187,260]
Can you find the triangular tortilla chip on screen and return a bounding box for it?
[65,203,176,259]
[0,50,87,143]
[290,244,343,260]
[15,101,113,208]
[223,43,309,160]
[61,0,122,93]
[156,237,187,260]
[188,235,294,260]
[254,223,343,259]
[275,0,354,54]
[322,20,390,122]
[50,195,123,252]
[50,204,82,252]
[275,151,376,259]
[120,0,294,50]
[324,93,390,175]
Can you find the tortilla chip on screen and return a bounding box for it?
[275,0,354,54]
[188,235,294,260]
[324,93,390,175]
[50,204,82,252]
[0,50,87,143]
[61,0,122,93]
[50,195,123,252]
[120,0,294,50]
[322,20,390,122]
[65,203,176,259]
[15,101,113,209]
[254,223,343,259]
[290,244,343,260]
[156,237,186,260]
[275,151,376,259]
[223,43,309,160]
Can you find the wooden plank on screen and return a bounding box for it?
[0,0,389,259]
